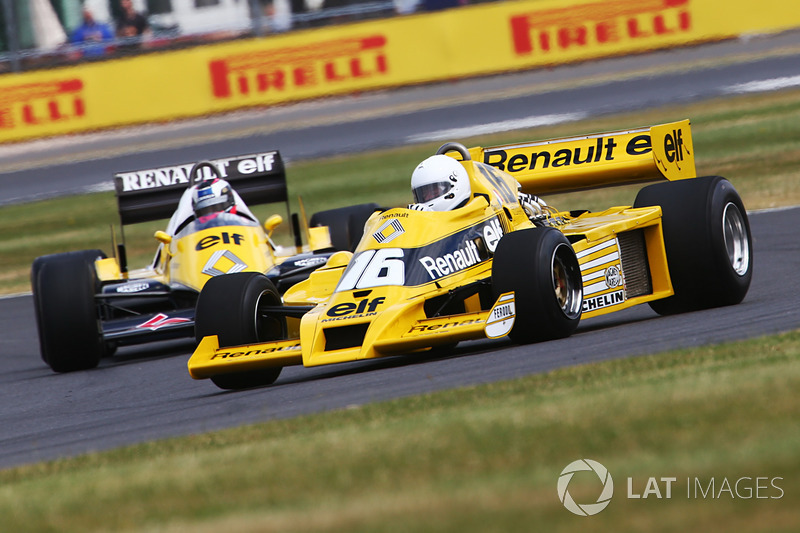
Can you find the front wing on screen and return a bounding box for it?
[188,305,511,379]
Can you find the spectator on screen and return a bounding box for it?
[269,0,293,33]
[116,0,151,44]
[70,8,114,58]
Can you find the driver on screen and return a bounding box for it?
[407,154,551,224]
[407,154,471,211]
[191,178,236,220]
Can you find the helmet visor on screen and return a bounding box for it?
[413,181,453,204]
[194,189,233,218]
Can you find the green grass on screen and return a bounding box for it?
[2,88,799,294]
[0,330,798,532]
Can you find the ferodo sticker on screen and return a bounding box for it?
[484,292,515,339]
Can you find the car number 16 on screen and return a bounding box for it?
[336,248,405,292]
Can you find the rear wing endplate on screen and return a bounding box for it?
[469,120,695,195]
[114,151,287,225]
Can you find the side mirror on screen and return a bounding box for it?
[308,226,333,252]
[154,230,172,245]
[264,214,283,236]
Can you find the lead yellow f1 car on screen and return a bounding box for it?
[188,120,753,389]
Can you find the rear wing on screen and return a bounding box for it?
[469,120,695,195]
[114,151,287,225]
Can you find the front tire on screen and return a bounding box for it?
[634,176,753,315]
[492,228,583,344]
[195,273,286,389]
[32,250,105,372]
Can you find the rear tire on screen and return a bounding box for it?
[309,203,380,251]
[32,250,105,372]
[195,272,286,389]
[492,228,582,344]
[634,176,753,315]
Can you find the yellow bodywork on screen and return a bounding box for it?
[97,224,277,291]
[189,120,695,380]
[164,225,274,292]
[96,211,335,296]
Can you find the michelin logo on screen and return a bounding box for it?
[582,290,625,312]
[294,256,328,268]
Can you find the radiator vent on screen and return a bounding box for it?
[618,230,652,298]
[324,323,369,351]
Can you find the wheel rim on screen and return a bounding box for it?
[722,202,750,276]
[552,244,582,319]
[254,290,284,342]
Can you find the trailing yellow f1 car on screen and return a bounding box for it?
[188,120,753,389]
[31,151,377,373]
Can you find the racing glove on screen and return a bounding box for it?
[407,203,433,211]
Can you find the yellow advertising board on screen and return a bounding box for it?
[1,0,798,143]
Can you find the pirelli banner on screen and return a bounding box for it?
[1,0,799,143]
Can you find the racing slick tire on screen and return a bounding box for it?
[492,228,583,344]
[195,272,286,389]
[31,249,105,372]
[310,203,381,252]
[634,175,753,315]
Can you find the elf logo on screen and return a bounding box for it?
[663,128,685,163]
[326,297,386,318]
[196,232,245,250]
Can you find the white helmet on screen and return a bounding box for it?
[192,178,235,218]
[411,155,471,212]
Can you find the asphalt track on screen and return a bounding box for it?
[1,32,800,469]
[0,206,798,469]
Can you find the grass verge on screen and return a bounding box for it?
[0,330,797,532]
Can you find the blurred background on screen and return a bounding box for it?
[2,0,796,146]
[0,0,493,72]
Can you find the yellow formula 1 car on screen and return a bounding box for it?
[31,151,377,373]
[188,120,753,390]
